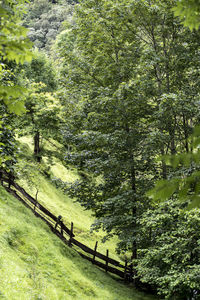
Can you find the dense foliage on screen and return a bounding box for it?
[137,200,200,298]
[0,0,32,169]
[173,0,200,30]
[56,0,200,298]
[0,0,32,114]
[1,0,200,299]
[23,0,72,51]
[16,50,60,162]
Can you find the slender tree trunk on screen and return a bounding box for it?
[130,158,137,260]
[34,131,41,163]
[183,113,189,153]
[125,124,138,260]
[169,124,176,155]
[130,155,138,286]
[161,146,167,179]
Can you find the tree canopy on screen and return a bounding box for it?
[0,0,32,114]
[55,0,200,297]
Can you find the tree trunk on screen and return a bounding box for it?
[130,154,138,286]
[125,121,138,284]
[183,113,189,153]
[169,125,176,155]
[125,123,137,260]
[130,159,137,260]
[161,146,167,179]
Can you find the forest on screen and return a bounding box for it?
[0,0,200,299]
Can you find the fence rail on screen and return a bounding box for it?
[0,169,133,282]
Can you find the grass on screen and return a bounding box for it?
[0,187,155,300]
[17,136,121,260]
[0,135,156,299]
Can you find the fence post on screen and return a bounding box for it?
[60,221,64,236]
[92,241,98,263]
[33,202,37,214]
[68,222,74,246]
[55,215,62,230]
[106,249,109,272]
[34,190,39,214]
[33,191,38,214]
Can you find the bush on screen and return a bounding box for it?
[136,200,200,299]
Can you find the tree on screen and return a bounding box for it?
[57,0,200,252]
[17,51,60,162]
[0,0,32,114]
[22,49,57,92]
[173,0,200,30]
[0,0,32,171]
[23,0,72,52]
[148,0,200,206]
[136,199,200,299]
[0,108,18,170]
[57,0,156,262]
[54,3,200,297]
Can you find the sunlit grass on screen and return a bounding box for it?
[17,136,121,260]
[0,186,154,300]
[4,136,157,299]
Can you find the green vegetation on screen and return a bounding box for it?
[16,136,120,258]
[173,0,200,30]
[1,0,200,299]
[0,162,154,300]
[0,0,32,115]
[23,0,73,52]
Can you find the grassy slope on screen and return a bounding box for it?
[0,187,154,300]
[17,136,120,260]
[0,137,155,299]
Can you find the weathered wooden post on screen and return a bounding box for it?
[68,222,74,246]
[33,202,38,214]
[92,241,98,263]
[60,220,64,236]
[55,215,62,230]
[33,203,36,212]
[106,249,109,272]
[33,190,39,214]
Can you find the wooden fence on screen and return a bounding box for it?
[0,169,133,282]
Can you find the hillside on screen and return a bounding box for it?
[0,139,154,300]
[16,136,121,259]
[1,0,200,298]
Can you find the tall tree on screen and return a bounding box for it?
[57,0,200,260]
[17,51,60,162]
[57,0,157,261]
[148,0,200,206]
[0,0,32,170]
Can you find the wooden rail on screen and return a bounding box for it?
[0,169,133,282]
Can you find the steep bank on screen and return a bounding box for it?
[0,186,154,300]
